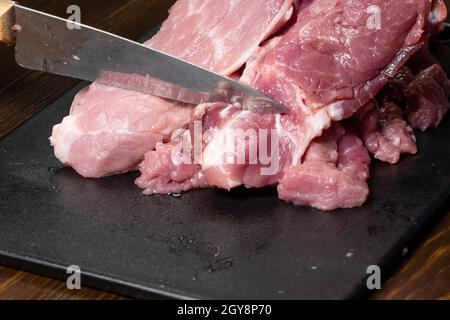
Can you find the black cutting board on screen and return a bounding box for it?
[1,49,450,300]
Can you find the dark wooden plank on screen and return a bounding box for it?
[374,212,450,300]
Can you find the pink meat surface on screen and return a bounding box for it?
[185,0,434,196]
[50,0,449,211]
[50,0,293,178]
[148,0,294,75]
[136,132,207,195]
[405,64,450,131]
[242,0,432,117]
[136,102,223,194]
[134,0,440,210]
[278,124,371,211]
[357,101,418,165]
[50,84,193,178]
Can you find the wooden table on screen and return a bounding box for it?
[0,0,449,300]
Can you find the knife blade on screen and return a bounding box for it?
[0,2,290,114]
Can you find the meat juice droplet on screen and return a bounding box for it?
[171,193,182,198]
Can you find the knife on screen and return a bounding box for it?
[0,1,290,114]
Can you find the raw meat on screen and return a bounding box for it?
[357,101,417,165]
[278,124,371,211]
[148,0,294,75]
[51,0,450,211]
[50,0,294,178]
[136,132,207,195]
[405,64,450,131]
[136,102,223,194]
[242,0,433,117]
[178,0,436,202]
[378,67,415,107]
[50,84,193,178]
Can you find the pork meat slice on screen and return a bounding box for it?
[148,0,294,75]
[50,0,294,178]
[50,83,193,178]
[242,0,432,118]
[136,132,208,195]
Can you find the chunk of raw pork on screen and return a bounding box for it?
[278,124,371,211]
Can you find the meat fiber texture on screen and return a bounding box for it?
[52,0,450,211]
[138,0,448,210]
[50,0,294,178]
[278,123,371,211]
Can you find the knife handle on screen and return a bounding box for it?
[0,0,15,44]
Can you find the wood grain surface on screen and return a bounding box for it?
[0,0,449,300]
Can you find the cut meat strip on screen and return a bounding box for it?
[51,0,294,178]
[357,101,417,165]
[50,84,193,178]
[278,162,370,211]
[404,64,450,131]
[278,124,370,211]
[148,0,294,75]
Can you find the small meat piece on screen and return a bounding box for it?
[148,0,294,75]
[338,129,371,181]
[278,162,370,211]
[358,101,417,164]
[278,124,370,211]
[428,0,448,32]
[201,104,283,190]
[404,64,450,131]
[136,132,207,195]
